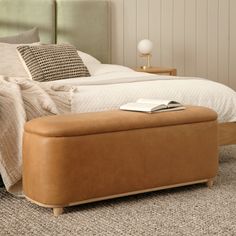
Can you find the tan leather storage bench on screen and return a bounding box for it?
[23,106,218,216]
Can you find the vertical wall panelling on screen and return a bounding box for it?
[218,0,229,85]
[111,0,124,65]
[173,0,185,76]
[149,0,161,66]
[229,0,236,89]
[185,0,196,76]
[110,0,236,90]
[196,0,208,78]
[207,0,218,82]
[123,0,137,68]
[161,0,173,67]
[137,0,149,67]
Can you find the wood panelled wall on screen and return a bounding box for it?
[110,0,236,90]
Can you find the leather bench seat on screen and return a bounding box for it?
[23,106,218,216]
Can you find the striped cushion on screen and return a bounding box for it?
[17,44,90,82]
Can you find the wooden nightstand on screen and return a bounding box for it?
[135,67,177,76]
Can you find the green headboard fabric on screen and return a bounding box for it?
[0,0,111,63]
[0,0,56,43]
[57,0,110,64]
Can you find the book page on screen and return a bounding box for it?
[120,102,166,112]
[137,98,181,107]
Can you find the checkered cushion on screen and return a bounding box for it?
[17,44,90,81]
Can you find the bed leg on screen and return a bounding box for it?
[53,207,64,217]
[206,179,214,188]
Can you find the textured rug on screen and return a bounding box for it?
[0,147,236,236]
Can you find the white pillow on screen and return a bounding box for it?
[0,42,39,78]
[91,64,134,76]
[77,51,101,75]
[77,51,101,65]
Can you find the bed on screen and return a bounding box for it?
[0,0,236,192]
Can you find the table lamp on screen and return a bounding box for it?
[138,39,153,70]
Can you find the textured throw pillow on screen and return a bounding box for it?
[0,27,40,44]
[0,42,40,78]
[17,44,90,82]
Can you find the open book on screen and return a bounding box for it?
[120,98,186,113]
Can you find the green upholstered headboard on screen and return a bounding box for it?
[57,0,110,64]
[0,0,111,63]
[0,0,56,43]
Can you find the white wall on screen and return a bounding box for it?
[110,0,236,90]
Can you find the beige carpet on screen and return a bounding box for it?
[0,147,236,236]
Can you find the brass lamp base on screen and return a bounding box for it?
[140,54,152,70]
[140,65,152,70]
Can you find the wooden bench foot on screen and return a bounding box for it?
[53,207,64,217]
[206,179,214,188]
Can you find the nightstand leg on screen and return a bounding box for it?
[170,69,177,76]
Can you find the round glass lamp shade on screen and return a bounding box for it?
[138,39,153,55]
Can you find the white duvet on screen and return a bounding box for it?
[44,64,236,123]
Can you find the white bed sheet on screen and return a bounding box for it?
[43,64,236,123]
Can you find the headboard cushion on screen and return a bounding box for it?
[0,0,111,63]
[56,0,111,63]
[0,0,56,43]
